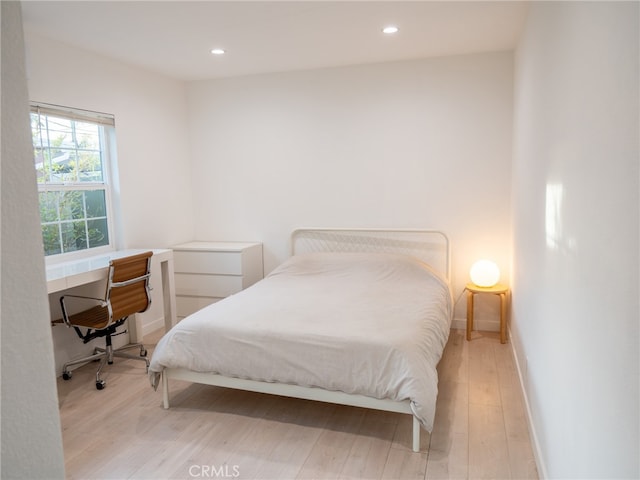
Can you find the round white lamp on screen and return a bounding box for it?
[470,260,500,288]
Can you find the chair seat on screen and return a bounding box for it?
[59,251,153,389]
[67,305,110,330]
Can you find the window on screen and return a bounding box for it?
[30,103,116,258]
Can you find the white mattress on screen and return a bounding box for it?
[149,252,452,431]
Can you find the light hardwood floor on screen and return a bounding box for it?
[57,329,538,479]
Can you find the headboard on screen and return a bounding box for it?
[291,228,450,281]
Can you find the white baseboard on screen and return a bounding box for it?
[508,328,548,479]
[449,320,547,477]
[141,316,165,338]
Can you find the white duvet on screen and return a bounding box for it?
[149,252,452,431]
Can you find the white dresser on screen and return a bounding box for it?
[172,241,264,320]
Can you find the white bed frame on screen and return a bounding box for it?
[162,228,450,453]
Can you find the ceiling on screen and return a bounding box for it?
[21,1,528,82]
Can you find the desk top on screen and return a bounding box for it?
[46,248,172,294]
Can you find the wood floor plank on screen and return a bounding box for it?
[436,330,468,384]
[296,406,367,479]
[242,421,324,479]
[338,419,397,479]
[164,394,283,479]
[250,397,336,479]
[57,329,538,480]
[380,447,428,480]
[391,413,431,452]
[495,342,539,479]
[128,412,230,479]
[224,397,317,479]
[468,335,502,408]
[426,379,469,480]
[468,403,511,479]
[506,439,539,480]
[425,431,468,480]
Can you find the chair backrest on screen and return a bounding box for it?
[106,251,153,321]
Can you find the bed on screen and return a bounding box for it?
[149,228,452,452]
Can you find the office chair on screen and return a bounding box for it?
[59,251,153,390]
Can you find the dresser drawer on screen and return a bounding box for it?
[174,250,244,275]
[171,242,263,320]
[175,273,243,297]
[176,295,221,318]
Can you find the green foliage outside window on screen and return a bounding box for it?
[39,190,109,255]
[31,108,112,256]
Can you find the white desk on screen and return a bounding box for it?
[46,249,177,342]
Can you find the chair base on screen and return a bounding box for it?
[62,342,149,389]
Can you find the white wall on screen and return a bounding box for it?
[188,52,515,326]
[1,2,65,477]
[512,2,639,478]
[24,31,195,250]
[16,4,640,477]
[24,31,195,366]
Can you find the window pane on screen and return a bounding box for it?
[85,190,106,218]
[42,224,61,256]
[39,191,59,222]
[59,191,84,221]
[47,116,73,147]
[31,114,51,148]
[52,149,78,183]
[61,221,87,253]
[34,148,49,183]
[75,122,100,150]
[32,105,114,257]
[72,221,88,250]
[37,117,105,184]
[78,151,103,182]
[87,219,109,248]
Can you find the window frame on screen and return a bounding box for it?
[30,102,118,264]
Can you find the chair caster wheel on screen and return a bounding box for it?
[96,380,106,390]
[140,349,147,357]
[62,371,72,381]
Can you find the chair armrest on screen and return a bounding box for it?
[59,295,107,327]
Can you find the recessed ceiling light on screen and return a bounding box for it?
[382,26,399,34]
[210,48,226,55]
